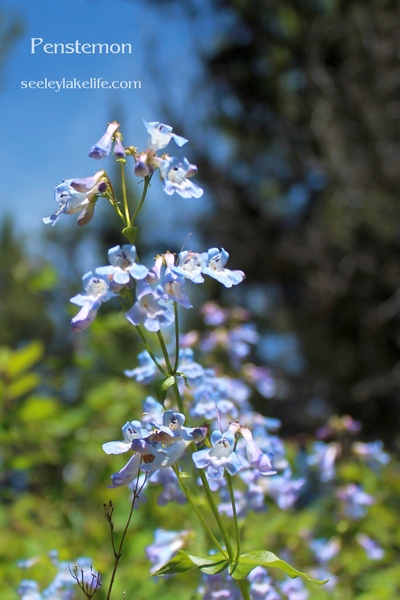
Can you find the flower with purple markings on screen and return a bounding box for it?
[144,120,188,151]
[126,280,175,332]
[96,245,149,290]
[43,171,105,226]
[192,429,242,479]
[202,248,245,288]
[159,156,203,198]
[70,271,115,331]
[89,121,120,159]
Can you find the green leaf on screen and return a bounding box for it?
[6,341,44,379]
[229,551,329,584]
[151,550,196,576]
[18,395,60,422]
[6,373,40,400]
[154,376,176,404]
[187,553,229,575]
[152,551,229,577]
[175,371,191,389]
[122,225,138,244]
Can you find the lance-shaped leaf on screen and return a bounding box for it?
[152,550,228,577]
[229,550,329,584]
[154,375,176,404]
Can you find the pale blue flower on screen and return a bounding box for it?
[43,171,105,226]
[248,567,281,600]
[279,577,309,600]
[126,280,175,332]
[172,251,206,283]
[356,533,384,560]
[337,483,374,519]
[70,272,115,331]
[144,120,188,151]
[89,121,120,159]
[162,269,192,308]
[109,453,143,488]
[160,156,203,198]
[102,420,145,455]
[124,351,159,384]
[192,430,242,479]
[96,245,148,288]
[239,426,277,476]
[202,248,245,288]
[148,468,186,506]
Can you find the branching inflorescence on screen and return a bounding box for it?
[37,119,331,600]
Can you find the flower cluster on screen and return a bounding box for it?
[70,247,244,331]
[102,408,207,487]
[43,120,204,227]
[17,552,100,600]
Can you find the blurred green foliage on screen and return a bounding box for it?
[1,224,399,598]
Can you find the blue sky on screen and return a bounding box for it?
[1,0,221,254]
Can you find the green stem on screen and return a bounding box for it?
[172,381,185,415]
[172,465,225,556]
[173,302,180,373]
[134,326,167,376]
[156,329,185,414]
[199,470,235,561]
[156,330,173,372]
[130,174,152,226]
[236,578,251,600]
[106,474,147,600]
[120,161,130,225]
[226,474,241,560]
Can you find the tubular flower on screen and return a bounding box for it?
[89,121,120,159]
[159,156,203,198]
[144,120,188,151]
[96,244,149,289]
[70,271,115,331]
[202,248,245,288]
[126,280,175,332]
[43,171,105,226]
[238,425,277,476]
[192,430,242,479]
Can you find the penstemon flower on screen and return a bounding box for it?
[40,117,329,600]
[43,171,106,226]
[192,429,243,479]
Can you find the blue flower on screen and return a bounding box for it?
[96,245,149,288]
[124,352,159,384]
[248,566,281,600]
[159,156,203,198]
[70,271,115,331]
[192,430,242,479]
[148,469,186,506]
[89,121,120,159]
[337,483,374,519]
[356,533,384,561]
[238,425,277,476]
[108,453,143,488]
[144,120,188,151]
[172,251,206,283]
[102,420,145,455]
[113,132,126,158]
[43,171,105,226]
[162,260,193,309]
[126,281,175,332]
[202,248,245,288]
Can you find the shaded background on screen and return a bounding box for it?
[2,0,400,444]
[1,0,400,597]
